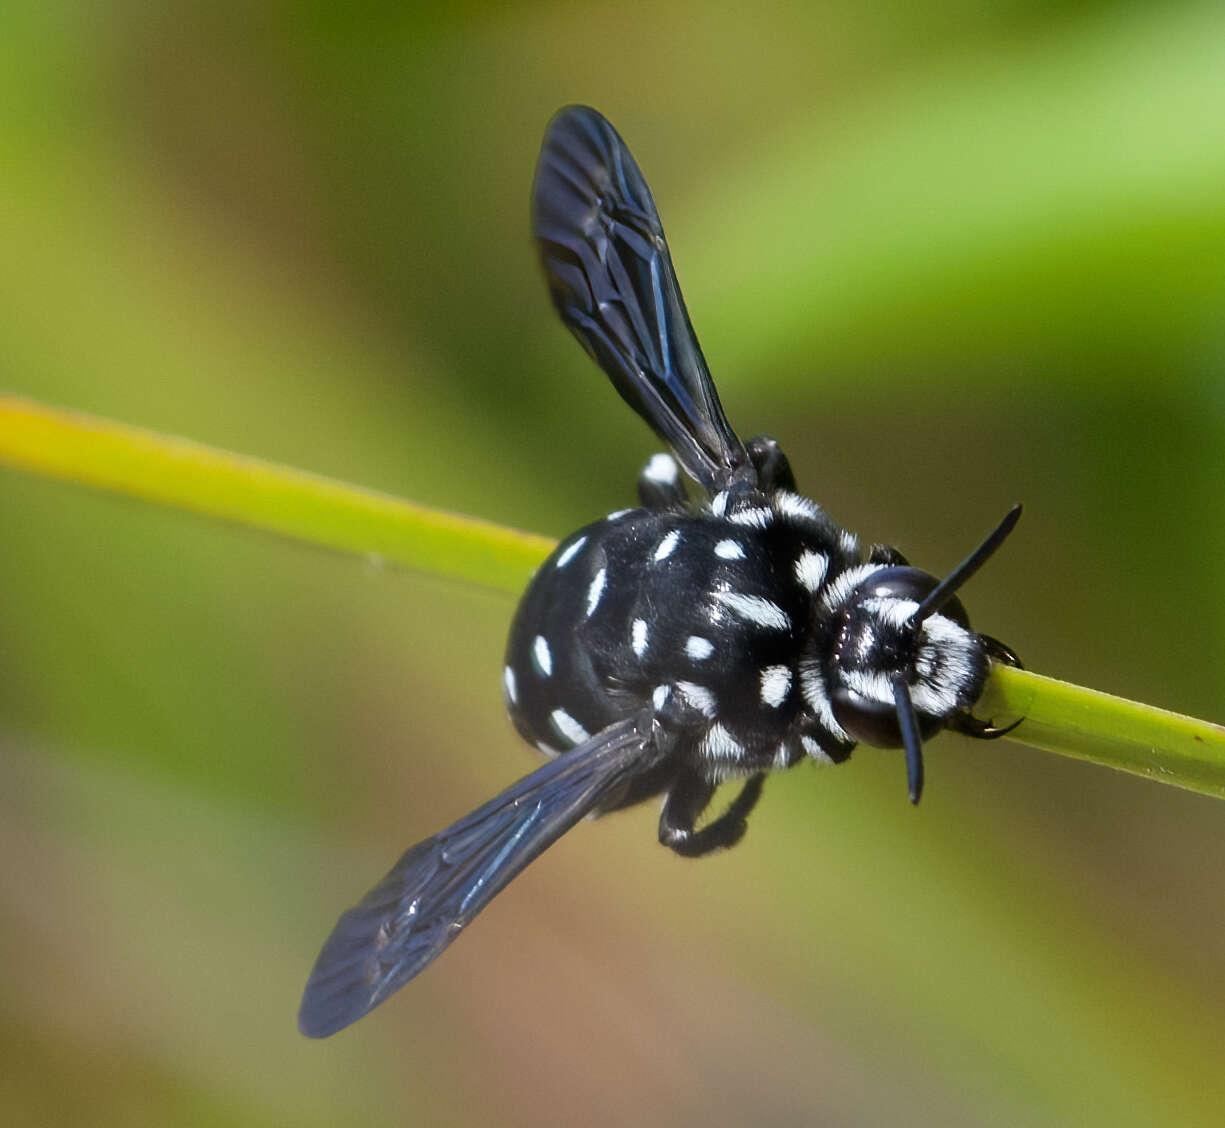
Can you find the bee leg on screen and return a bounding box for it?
[659,771,766,858]
[980,633,1023,669]
[746,435,796,492]
[952,712,1024,740]
[952,634,1025,739]
[638,452,690,508]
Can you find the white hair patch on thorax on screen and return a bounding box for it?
[654,529,680,562]
[701,723,743,760]
[676,681,717,718]
[685,635,714,660]
[820,563,878,612]
[714,539,745,560]
[713,591,791,631]
[759,665,792,707]
[773,492,821,524]
[794,549,829,593]
[728,506,772,529]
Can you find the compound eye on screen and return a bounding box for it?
[858,566,970,629]
[831,688,904,747]
[831,685,946,749]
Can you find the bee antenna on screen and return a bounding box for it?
[893,678,924,804]
[912,504,1022,625]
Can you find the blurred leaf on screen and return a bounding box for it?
[683,2,1225,386]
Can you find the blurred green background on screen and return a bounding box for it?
[3,1,1225,1124]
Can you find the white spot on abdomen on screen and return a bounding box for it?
[685,635,714,660]
[632,618,649,657]
[714,539,745,560]
[586,567,607,617]
[550,708,590,746]
[532,635,552,677]
[555,536,587,568]
[503,665,518,705]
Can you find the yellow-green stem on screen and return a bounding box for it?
[0,394,552,595]
[980,666,1225,799]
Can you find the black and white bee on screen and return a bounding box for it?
[299,106,1022,1038]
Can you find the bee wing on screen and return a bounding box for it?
[533,105,751,494]
[298,713,660,1038]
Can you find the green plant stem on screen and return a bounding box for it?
[978,665,1225,799]
[3,393,1223,798]
[0,394,553,596]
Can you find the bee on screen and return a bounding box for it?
[298,106,1021,1037]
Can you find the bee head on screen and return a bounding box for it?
[827,506,1023,803]
[830,566,985,747]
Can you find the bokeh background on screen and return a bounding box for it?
[3,2,1225,1124]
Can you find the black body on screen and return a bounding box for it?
[298,106,1020,1038]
